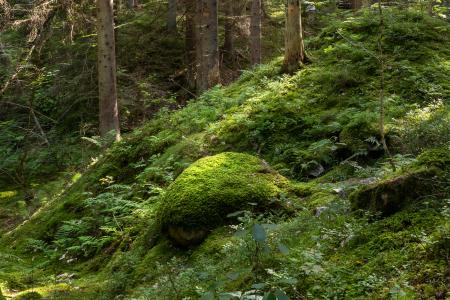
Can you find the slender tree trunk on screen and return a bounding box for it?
[250,0,262,65]
[168,0,177,31]
[126,0,136,9]
[283,0,305,74]
[195,0,219,94]
[377,0,395,171]
[97,0,120,140]
[223,0,235,61]
[185,0,196,90]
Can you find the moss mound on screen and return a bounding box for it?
[417,147,450,170]
[158,152,291,246]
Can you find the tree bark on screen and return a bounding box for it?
[223,0,235,61]
[283,0,305,74]
[127,0,136,9]
[185,0,196,90]
[97,0,120,140]
[195,0,219,94]
[250,0,262,65]
[168,0,177,31]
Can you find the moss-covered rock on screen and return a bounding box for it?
[350,148,450,216]
[349,167,438,216]
[158,152,291,246]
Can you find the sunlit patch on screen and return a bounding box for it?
[0,190,18,200]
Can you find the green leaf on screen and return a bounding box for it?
[279,278,297,285]
[262,292,277,300]
[226,272,240,280]
[252,224,267,242]
[200,291,214,300]
[274,289,290,300]
[277,243,289,255]
[252,283,266,289]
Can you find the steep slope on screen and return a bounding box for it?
[0,9,449,300]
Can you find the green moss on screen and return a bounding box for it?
[191,227,233,260]
[316,163,356,183]
[158,152,291,245]
[417,147,450,170]
[15,291,42,300]
[339,117,379,153]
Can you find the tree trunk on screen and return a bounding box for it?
[195,0,219,94]
[126,0,136,9]
[97,0,120,140]
[185,0,196,90]
[250,0,262,65]
[283,0,305,74]
[168,0,177,31]
[223,0,234,61]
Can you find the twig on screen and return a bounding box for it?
[29,105,50,145]
[3,101,57,123]
[169,77,197,98]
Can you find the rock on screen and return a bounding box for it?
[167,226,208,247]
[314,206,328,216]
[158,152,292,246]
[332,187,346,198]
[349,168,438,216]
[350,147,450,216]
[309,163,325,177]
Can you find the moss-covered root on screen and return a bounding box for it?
[157,152,292,246]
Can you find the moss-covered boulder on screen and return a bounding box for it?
[350,148,450,216]
[349,168,437,216]
[158,152,291,246]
